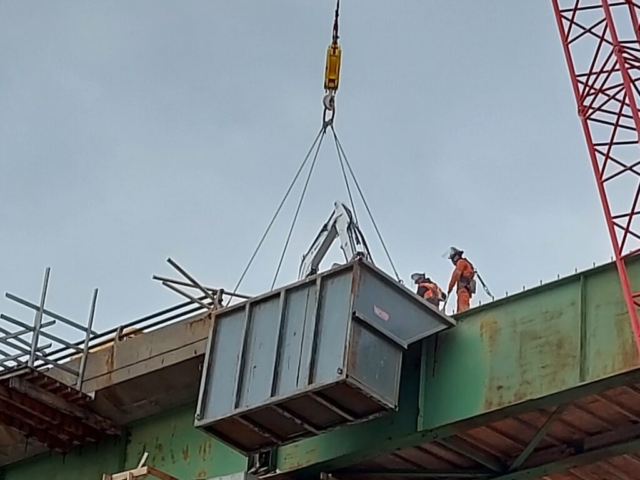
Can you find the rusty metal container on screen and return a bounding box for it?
[194,259,455,454]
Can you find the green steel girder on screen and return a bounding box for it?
[273,367,640,477]
[273,258,640,477]
[437,438,505,472]
[0,404,246,480]
[334,420,640,480]
[488,423,640,480]
[418,259,640,432]
[508,404,567,471]
[336,469,492,478]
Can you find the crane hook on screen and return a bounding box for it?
[323,93,335,111]
[322,93,335,129]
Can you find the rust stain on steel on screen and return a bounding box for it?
[479,314,502,408]
[154,439,167,464]
[196,468,208,479]
[347,318,363,372]
[280,444,318,469]
[198,439,212,460]
[481,309,579,412]
[182,444,190,462]
[478,316,499,353]
[345,265,361,373]
[614,310,639,371]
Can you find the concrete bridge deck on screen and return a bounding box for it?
[1,258,640,480]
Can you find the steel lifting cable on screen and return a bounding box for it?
[330,125,402,282]
[331,127,360,227]
[332,0,340,44]
[232,0,402,293]
[235,0,343,297]
[271,130,327,288]
[229,127,325,303]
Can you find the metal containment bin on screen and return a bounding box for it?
[194,259,455,453]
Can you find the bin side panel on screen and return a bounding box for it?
[354,267,450,346]
[238,295,281,408]
[274,284,319,396]
[201,309,246,420]
[347,319,403,407]
[312,271,353,384]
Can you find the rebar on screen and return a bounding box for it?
[29,268,50,367]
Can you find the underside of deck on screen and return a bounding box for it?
[337,381,640,480]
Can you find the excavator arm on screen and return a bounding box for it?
[299,201,372,279]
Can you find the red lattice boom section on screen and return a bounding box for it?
[552,0,640,354]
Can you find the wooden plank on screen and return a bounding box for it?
[148,466,180,480]
[105,466,179,480]
[108,467,147,480]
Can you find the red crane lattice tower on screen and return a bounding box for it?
[552,0,640,355]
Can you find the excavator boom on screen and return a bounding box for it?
[299,202,372,279]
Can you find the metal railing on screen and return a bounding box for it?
[0,258,251,391]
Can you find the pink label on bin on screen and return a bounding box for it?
[374,305,390,321]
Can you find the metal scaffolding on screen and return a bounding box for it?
[0,260,251,455]
[0,261,250,392]
[0,267,99,390]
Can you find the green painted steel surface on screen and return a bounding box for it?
[125,404,246,479]
[422,260,638,429]
[0,404,246,480]
[2,438,124,480]
[273,259,640,475]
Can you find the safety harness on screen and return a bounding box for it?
[418,281,445,305]
[455,258,477,295]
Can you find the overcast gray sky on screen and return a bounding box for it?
[0,1,610,337]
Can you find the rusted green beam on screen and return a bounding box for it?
[508,404,567,471]
[578,274,587,383]
[419,259,640,432]
[0,404,246,480]
[272,363,640,477]
[337,469,491,478]
[490,424,640,480]
[273,258,640,477]
[438,438,504,472]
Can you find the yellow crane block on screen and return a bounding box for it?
[324,42,342,92]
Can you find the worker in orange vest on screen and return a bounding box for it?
[446,247,477,313]
[411,273,446,308]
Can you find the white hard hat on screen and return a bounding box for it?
[411,272,425,282]
[442,247,463,259]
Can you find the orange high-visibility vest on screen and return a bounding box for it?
[418,282,443,303]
